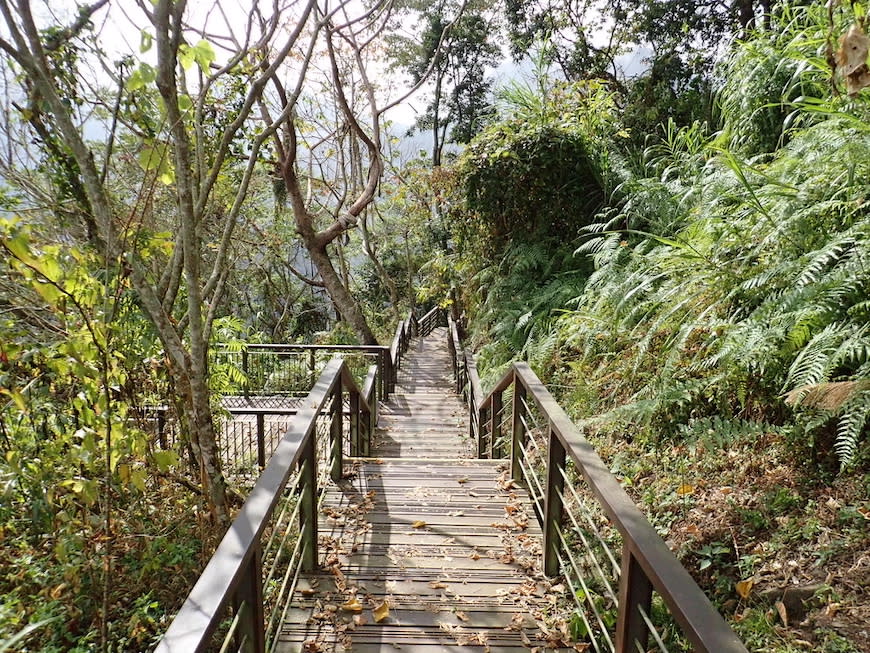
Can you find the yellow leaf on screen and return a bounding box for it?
[131,468,147,493]
[412,520,427,528]
[735,579,754,599]
[118,463,131,484]
[341,597,363,613]
[676,484,695,496]
[429,581,448,589]
[373,600,389,623]
[775,600,788,627]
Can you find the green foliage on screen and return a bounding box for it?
[454,81,620,254]
[0,218,200,648]
[450,6,870,473]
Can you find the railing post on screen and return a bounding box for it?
[232,545,265,653]
[489,390,502,459]
[616,546,653,653]
[299,436,318,572]
[543,425,566,577]
[308,349,316,386]
[242,349,250,398]
[478,404,489,458]
[330,383,343,482]
[511,375,527,484]
[256,413,266,468]
[349,389,360,457]
[157,408,167,449]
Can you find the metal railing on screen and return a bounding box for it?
[155,358,374,653]
[212,344,391,402]
[417,305,444,337]
[448,330,747,653]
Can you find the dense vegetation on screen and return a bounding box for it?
[0,0,868,651]
[434,5,870,651]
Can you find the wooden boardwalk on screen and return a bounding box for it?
[277,328,568,652]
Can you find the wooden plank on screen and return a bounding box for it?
[275,331,566,653]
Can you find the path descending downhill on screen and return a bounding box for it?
[277,328,570,652]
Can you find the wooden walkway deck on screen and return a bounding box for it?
[276,328,569,652]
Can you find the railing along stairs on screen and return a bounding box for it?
[157,304,745,652]
[156,307,442,652]
[446,313,747,653]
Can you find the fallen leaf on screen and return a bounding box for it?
[353,614,367,626]
[299,588,318,597]
[430,581,449,589]
[455,610,470,622]
[504,504,519,515]
[457,476,469,484]
[684,523,700,536]
[505,613,525,631]
[447,510,464,517]
[373,600,390,623]
[676,484,695,496]
[470,551,481,560]
[720,486,733,495]
[341,597,363,613]
[303,640,322,652]
[412,520,427,529]
[735,579,754,599]
[775,600,788,627]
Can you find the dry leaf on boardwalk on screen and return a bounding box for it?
[373,600,390,623]
[341,597,363,613]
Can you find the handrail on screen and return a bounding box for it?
[388,310,417,392]
[156,357,374,653]
[447,316,485,452]
[212,343,391,401]
[471,361,747,653]
[417,305,444,337]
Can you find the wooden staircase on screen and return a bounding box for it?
[276,328,568,652]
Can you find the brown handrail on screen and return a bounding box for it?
[472,361,747,653]
[155,358,373,653]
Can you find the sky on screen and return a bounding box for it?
[12,0,651,162]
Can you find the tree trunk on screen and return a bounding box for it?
[306,238,378,344]
[360,215,400,321]
[736,0,755,31]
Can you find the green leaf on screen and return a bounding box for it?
[0,616,62,653]
[131,468,147,492]
[178,44,195,71]
[140,30,153,53]
[191,39,216,71]
[32,280,63,305]
[1,389,27,413]
[126,63,155,91]
[152,450,178,472]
